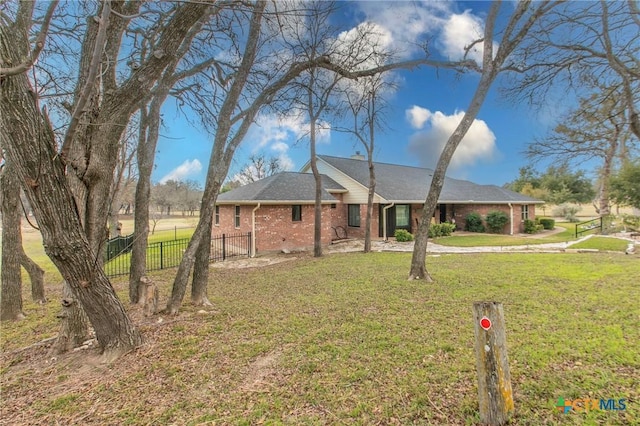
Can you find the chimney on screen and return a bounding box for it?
[351,151,365,160]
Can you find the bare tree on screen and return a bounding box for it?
[338,74,394,252]
[502,1,640,139]
[0,146,46,315]
[109,121,138,238]
[129,9,218,303]
[235,154,283,184]
[0,151,26,321]
[1,1,216,356]
[527,86,637,216]
[409,1,561,281]
[165,1,479,312]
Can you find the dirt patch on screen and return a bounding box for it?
[240,350,282,392]
[211,256,298,269]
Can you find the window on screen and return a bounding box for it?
[235,205,241,228]
[292,205,302,221]
[521,205,529,220]
[395,205,410,228]
[215,205,220,225]
[331,203,336,209]
[348,204,361,227]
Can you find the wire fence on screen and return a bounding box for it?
[104,232,251,278]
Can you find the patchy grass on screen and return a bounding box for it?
[1,252,638,425]
[570,236,631,252]
[435,225,575,247]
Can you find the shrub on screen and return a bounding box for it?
[538,218,555,230]
[523,219,543,234]
[394,229,414,242]
[485,210,509,233]
[464,212,485,233]
[428,223,456,238]
[622,214,640,231]
[552,203,581,222]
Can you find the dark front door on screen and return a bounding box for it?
[379,204,396,237]
[379,204,411,238]
[439,204,447,223]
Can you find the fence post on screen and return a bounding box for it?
[222,234,226,261]
[159,241,164,270]
[473,301,514,425]
[248,232,252,257]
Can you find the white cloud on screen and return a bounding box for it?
[406,108,498,172]
[439,10,497,64]
[356,3,495,66]
[356,2,448,59]
[160,159,202,183]
[240,112,331,174]
[406,105,432,129]
[333,22,394,69]
[247,112,330,152]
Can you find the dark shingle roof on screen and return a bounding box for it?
[216,172,344,204]
[318,155,542,204]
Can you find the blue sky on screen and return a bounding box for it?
[152,1,560,188]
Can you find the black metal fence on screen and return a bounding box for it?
[575,217,602,238]
[105,234,134,261]
[104,232,251,278]
[211,232,252,262]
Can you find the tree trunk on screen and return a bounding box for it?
[49,281,90,355]
[0,45,143,355]
[0,159,26,321]
[129,107,155,303]
[166,199,213,314]
[191,216,213,306]
[598,130,618,217]
[409,15,500,280]
[363,122,376,253]
[309,118,323,258]
[364,159,375,253]
[20,251,46,304]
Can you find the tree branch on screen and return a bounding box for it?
[0,0,59,77]
[60,2,111,160]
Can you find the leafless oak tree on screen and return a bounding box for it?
[409,0,562,281]
[1,1,217,356]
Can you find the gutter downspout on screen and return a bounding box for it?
[383,202,395,241]
[508,203,514,235]
[251,203,260,257]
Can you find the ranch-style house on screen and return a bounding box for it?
[214,154,543,253]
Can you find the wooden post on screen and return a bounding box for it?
[473,302,514,425]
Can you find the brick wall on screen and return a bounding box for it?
[346,203,380,239]
[452,204,536,234]
[213,204,334,253]
[213,202,538,252]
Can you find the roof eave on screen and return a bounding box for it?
[216,200,337,205]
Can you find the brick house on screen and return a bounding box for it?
[214,155,543,253]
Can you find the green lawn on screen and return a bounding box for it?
[1,252,637,425]
[434,223,576,247]
[570,236,631,252]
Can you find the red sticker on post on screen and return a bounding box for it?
[480,317,492,330]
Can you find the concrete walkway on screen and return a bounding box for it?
[217,230,638,269]
[327,231,639,255]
